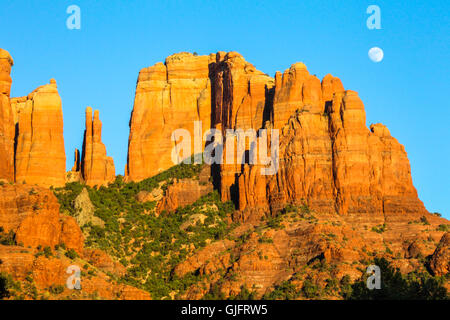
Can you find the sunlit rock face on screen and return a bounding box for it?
[0,49,15,182]
[126,52,214,181]
[81,107,115,187]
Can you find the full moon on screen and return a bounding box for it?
[368,47,384,63]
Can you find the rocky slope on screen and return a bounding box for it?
[126,52,214,181]
[125,51,427,222]
[0,48,67,187]
[0,184,150,300]
[0,48,448,300]
[174,208,448,299]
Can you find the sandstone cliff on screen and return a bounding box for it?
[126,52,214,181]
[0,184,151,300]
[1,48,71,188]
[237,87,426,221]
[174,209,449,299]
[0,49,15,182]
[81,107,115,186]
[126,52,427,219]
[0,184,83,253]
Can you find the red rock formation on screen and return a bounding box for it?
[0,245,151,300]
[0,49,15,182]
[273,62,324,129]
[12,79,66,187]
[0,183,151,300]
[83,248,126,276]
[175,210,449,298]
[66,148,82,183]
[126,52,214,181]
[236,63,426,218]
[211,51,274,132]
[81,107,115,186]
[157,179,213,214]
[429,232,449,276]
[72,148,81,172]
[0,184,83,253]
[210,52,274,202]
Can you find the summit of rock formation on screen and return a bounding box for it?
[126,52,214,181]
[81,107,115,186]
[0,49,15,182]
[126,51,427,221]
[11,79,66,187]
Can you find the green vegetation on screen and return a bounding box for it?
[0,273,8,299]
[258,236,273,244]
[0,272,22,299]
[346,258,448,300]
[301,279,321,299]
[420,216,430,226]
[49,284,65,295]
[35,246,53,259]
[49,161,447,301]
[432,212,442,217]
[371,224,386,233]
[65,248,79,260]
[229,285,257,300]
[0,227,16,246]
[437,224,449,232]
[263,281,299,300]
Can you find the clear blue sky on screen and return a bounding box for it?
[1,1,449,218]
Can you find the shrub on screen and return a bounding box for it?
[263,281,299,300]
[49,285,65,295]
[65,249,79,260]
[0,229,16,246]
[301,279,321,299]
[258,236,273,244]
[371,224,386,233]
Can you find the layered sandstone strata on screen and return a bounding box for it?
[0,49,15,182]
[0,184,83,253]
[156,165,213,213]
[126,52,214,181]
[0,185,151,300]
[174,210,449,298]
[81,107,115,186]
[11,79,66,187]
[209,52,275,202]
[237,88,426,220]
